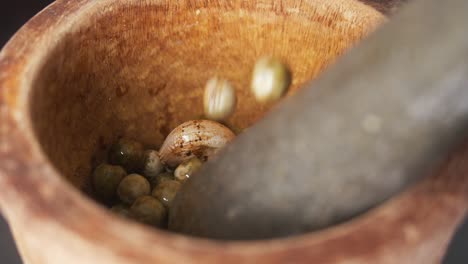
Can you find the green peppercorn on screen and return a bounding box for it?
[130,196,167,227]
[92,163,126,202]
[108,138,144,172]
[149,172,175,188]
[110,203,131,219]
[142,150,164,180]
[174,157,202,183]
[117,174,151,205]
[251,56,291,103]
[152,180,181,208]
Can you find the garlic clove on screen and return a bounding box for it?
[159,120,236,168]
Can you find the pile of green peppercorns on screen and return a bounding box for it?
[92,138,203,228]
[92,56,291,229]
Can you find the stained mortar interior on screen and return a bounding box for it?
[28,2,378,200]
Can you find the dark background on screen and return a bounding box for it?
[0,1,466,263]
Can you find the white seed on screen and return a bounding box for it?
[159,120,236,168]
[203,77,237,121]
[251,56,291,103]
[174,157,203,182]
[142,150,164,179]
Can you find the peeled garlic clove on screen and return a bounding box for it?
[159,120,236,168]
[203,77,237,121]
[251,56,292,103]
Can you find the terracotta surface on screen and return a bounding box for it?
[0,0,465,263]
[27,0,384,193]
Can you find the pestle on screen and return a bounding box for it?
[170,0,468,240]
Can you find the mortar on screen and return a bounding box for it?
[0,0,466,263]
